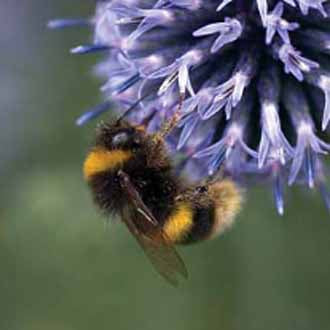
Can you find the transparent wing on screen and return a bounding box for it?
[122,207,188,287]
[118,170,188,286]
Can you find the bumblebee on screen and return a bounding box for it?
[83,116,242,286]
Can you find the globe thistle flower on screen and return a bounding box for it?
[50,0,330,215]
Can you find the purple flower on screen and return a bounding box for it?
[50,0,330,215]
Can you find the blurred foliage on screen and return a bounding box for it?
[1,1,330,330]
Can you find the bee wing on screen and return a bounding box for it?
[118,170,188,286]
[121,207,188,287]
[118,170,158,227]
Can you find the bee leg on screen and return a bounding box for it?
[152,92,185,145]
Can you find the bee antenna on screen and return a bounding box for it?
[115,91,154,126]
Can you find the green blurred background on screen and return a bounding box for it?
[2,1,330,329]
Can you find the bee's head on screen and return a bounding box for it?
[84,121,147,181]
[95,121,146,151]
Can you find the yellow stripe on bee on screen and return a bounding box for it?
[163,203,194,243]
[83,148,132,180]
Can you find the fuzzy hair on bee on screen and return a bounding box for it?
[83,118,243,286]
[84,120,177,220]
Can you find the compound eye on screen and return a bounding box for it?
[112,132,129,147]
[195,185,208,194]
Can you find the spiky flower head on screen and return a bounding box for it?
[50,0,330,214]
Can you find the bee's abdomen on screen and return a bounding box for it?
[180,205,216,244]
[163,202,216,244]
[178,179,242,243]
[207,179,242,239]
